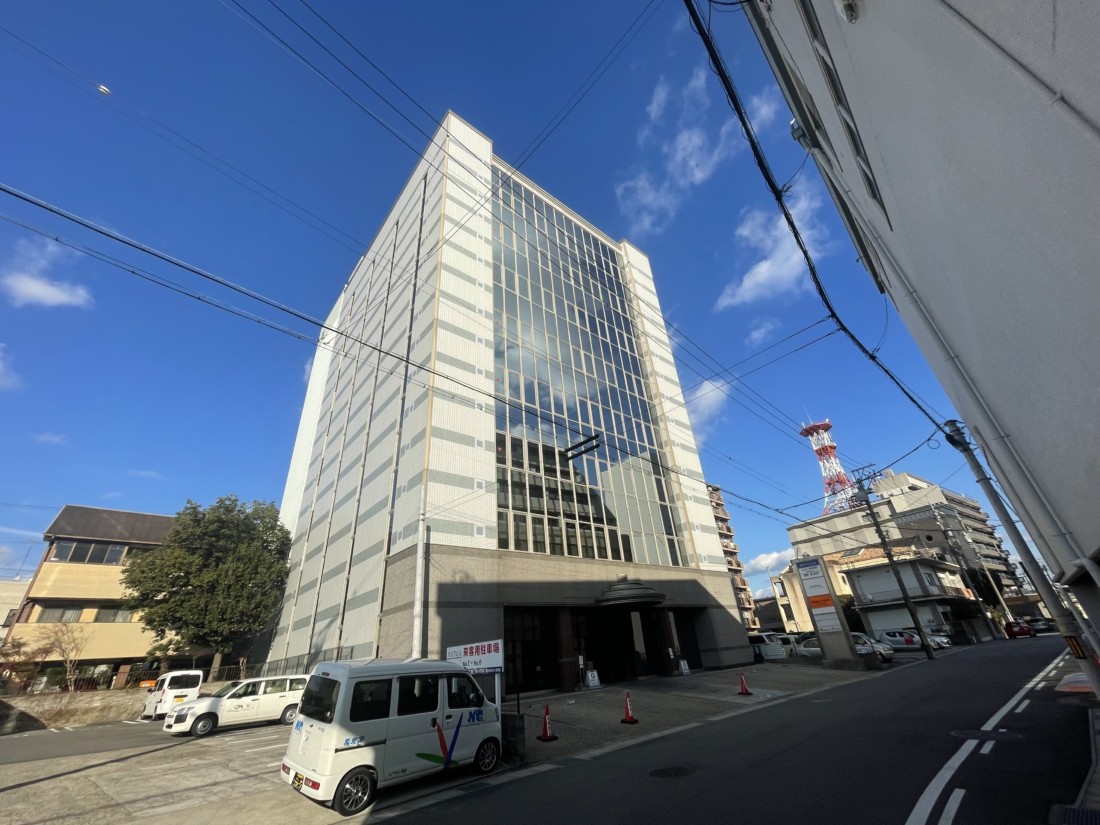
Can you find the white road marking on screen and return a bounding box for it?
[904,652,1066,825]
[122,720,139,725]
[1034,682,1047,691]
[1014,699,1031,714]
[244,744,288,752]
[936,789,965,825]
[266,762,284,767]
[980,741,994,755]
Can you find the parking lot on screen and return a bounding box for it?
[0,658,881,825]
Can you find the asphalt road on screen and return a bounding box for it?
[0,718,181,765]
[377,637,1085,825]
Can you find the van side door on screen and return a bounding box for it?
[441,674,487,765]
[383,674,443,782]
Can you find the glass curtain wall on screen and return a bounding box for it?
[490,167,685,567]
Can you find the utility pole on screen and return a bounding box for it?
[945,419,1100,695]
[931,506,1000,640]
[852,475,936,660]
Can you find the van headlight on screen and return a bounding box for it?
[173,708,192,722]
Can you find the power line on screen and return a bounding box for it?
[683,0,948,437]
[5,5,835,468]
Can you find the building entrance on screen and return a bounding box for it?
[503,605,702,693]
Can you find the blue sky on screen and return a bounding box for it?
[0,2,1005,599]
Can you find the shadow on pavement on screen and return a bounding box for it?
[0,740,192,795]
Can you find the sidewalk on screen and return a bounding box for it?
[509,660,872,767]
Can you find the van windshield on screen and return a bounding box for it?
[212,680,243,698]
[300,675,340,723]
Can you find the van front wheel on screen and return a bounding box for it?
[475,738,500,774]
[333,767,376,816]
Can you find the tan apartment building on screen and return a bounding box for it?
[5,505,176,667]
[707,484,758,630]
[787,471,1017,612]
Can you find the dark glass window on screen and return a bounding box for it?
[350,679,391,722]
[301,675,340,723]
[397,675,439,716]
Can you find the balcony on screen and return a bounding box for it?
[716,523,733,537]
[732,575,749,590]
[737,593,755,609]
[853,582,970,606]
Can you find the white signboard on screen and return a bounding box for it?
[446,638,504,675]
[795,558,843,633]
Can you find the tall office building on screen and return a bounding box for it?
[267,113,749,691]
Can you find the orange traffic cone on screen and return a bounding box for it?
[739,674,753,696]
[621,690,639,724]
[536,703,558,741]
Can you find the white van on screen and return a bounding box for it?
[163,674,309,737]
[281,659,502,816]
[141,670,203,719]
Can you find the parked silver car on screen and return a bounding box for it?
[795,633,894,663]
[1027,618,1054,633]
[876,629,922,650]
[903,627,952,649]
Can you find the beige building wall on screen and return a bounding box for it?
[7,607,158,661]
[378,542,750,672]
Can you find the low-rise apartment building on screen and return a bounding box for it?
[5,505,176,667]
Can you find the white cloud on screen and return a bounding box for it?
[615,173,681,237]
[684,378,729,443]
[619,71,766,236]
[665,120,739,188]
[0,344,20,390]
[33,432,67,445]
[745,318,781,349]
[0,525,42,539]
[646,76,670,123]
[1,237,92,308]
[753,586,773,599]
[128,469,165,480]
[715,181,830,309]
[743,548,796,575]
[101,491,122,500]
[748,86,783,131]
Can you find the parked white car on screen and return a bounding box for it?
[164,674,309,737]
[748,632,787,661]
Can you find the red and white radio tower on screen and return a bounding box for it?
[800,419,858,514]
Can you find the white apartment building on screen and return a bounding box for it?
[267,113,750,691]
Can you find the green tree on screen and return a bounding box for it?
[839,595,866,633]
[122,496,290,674]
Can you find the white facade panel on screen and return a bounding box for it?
[745,2,1100,585]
